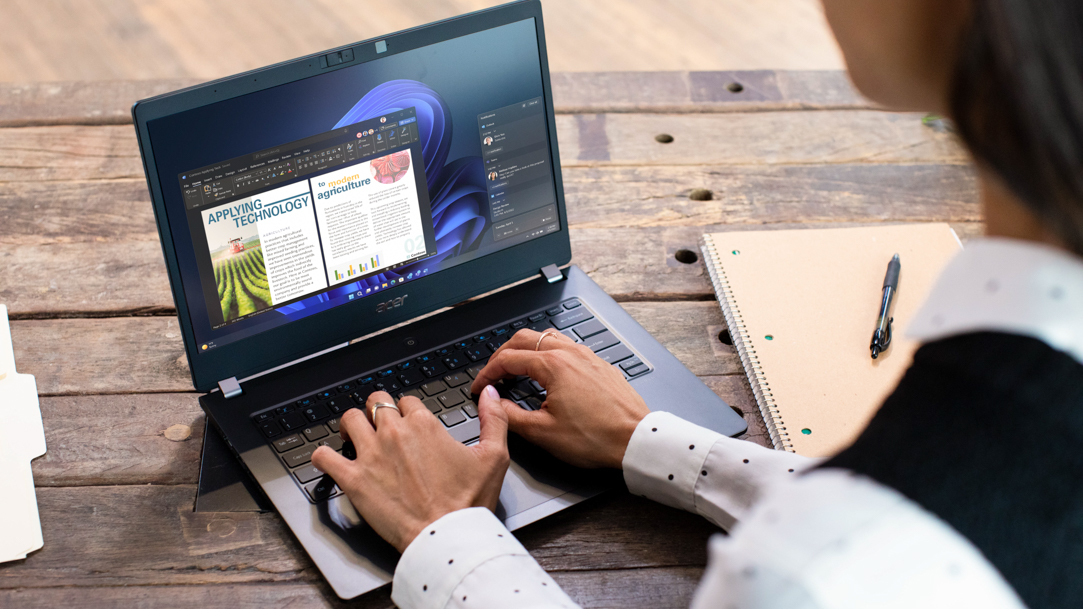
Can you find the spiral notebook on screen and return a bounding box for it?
[701,225,963,457]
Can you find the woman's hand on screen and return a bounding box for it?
[469,329,650,469]
[311,388,510,553]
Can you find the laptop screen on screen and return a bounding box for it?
[146,18,558,354]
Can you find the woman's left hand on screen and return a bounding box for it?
[311,387,510,553]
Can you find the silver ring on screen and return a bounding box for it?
[535,331,559,351]
[370,402,401,418]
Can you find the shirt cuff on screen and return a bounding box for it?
[392,507,530,609]
[622,411,723,514]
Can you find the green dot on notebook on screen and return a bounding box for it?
[802,428,812,435]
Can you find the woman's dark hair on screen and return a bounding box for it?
[951,0,1083,254]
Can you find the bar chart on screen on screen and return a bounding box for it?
[332,255,380,282]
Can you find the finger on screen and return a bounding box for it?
[476,385,509,454]
[366,391,402,429]
[494,391,556,444]
[338,406,375,444]
[311,445,355,485]
[471,349,553,394]
[498,328,575,357]
[395,394,427,417]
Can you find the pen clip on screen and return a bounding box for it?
[880,317,893,349]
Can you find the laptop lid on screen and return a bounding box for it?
[132,1,570,393]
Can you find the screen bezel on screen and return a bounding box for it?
[132,0,570,393]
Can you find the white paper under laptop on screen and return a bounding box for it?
[0,304,47,562]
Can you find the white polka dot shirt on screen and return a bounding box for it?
[390,237,1083,609]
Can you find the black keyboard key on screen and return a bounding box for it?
[625,363,649,377]
[443,354,467,369]
[259,420,283,438]
[327,417,341,433]
[433,347,452,357]
[530,380,545,394]
[294,464,324,484]
[443,372,470,387]
[440,409,467,427]
[525,396,544,411]
[296,397,316,409]
[473,334,489,343]
[439,391,465,409]
[528,312,547,323]
[465,346,489,361]
[316,390,334,400]
[399,389,423,400]
[560,329,579,342]
[511,319,529,330]
[377,368,395,378]
[466,363,485,379]
[373,381,401,394]
[398,368,424,386]
[528,321,551,333]
[492,327,510,336]
[326,398,351,414]
[302,404,330,422]
[303,425,329,442]
[514,379,538,396]
[281,444,316,468]
[563,299,582,309]
[335,383,353,393]
[318,434,344,451]
[274,404,293,416]
[462,387,478,401]
[254,412,273,423]
[421,380,447,396]
[279,412,306,431]
[273,434,303,452]
[619,357,644,371]
[463,403,478,418]
[357,375,375,385]
[573,319,606,339]
[416,354,436,365]
[583,331,620,353]
[350,390,373,406]
[423,397,442,413]
[397,361,415,371]
[486,340,501,353]
[454,341,471,351]
[597,343,634,364]
[306,477,337,502]
[546,306,564,316]
[421,362,447,378]
[551,308,594,330]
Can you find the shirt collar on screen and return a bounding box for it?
[907,237,1083,365]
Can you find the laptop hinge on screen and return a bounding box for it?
[218,377,243,399]
[540,264,563,284]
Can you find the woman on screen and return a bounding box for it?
[312,0,1083,606]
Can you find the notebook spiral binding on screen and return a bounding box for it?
[700,235,794,452]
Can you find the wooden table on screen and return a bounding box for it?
[0,71,977,607]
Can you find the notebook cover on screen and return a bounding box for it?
[702,224,962,457]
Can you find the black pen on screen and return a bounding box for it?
[870,254,900,359]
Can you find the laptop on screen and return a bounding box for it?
[132,0,747,599]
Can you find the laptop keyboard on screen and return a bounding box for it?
[250,298,652,503]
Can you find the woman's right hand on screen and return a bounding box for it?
[469,329,650,469]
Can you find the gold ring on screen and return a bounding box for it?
[535,331,559,351]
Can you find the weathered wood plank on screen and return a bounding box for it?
[1,221,982,317]
[30,374,760,488]
[0,72,867,128]
[0,111,964,183]
[0,164,977,248]
[9,302,738,395]
[32,393,204,487]
[0,566,704,609]
[0,485,716,589]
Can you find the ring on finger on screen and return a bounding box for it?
[370,401,401,421]
[536,331,560,351]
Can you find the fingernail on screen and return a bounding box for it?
[485,385,499,400]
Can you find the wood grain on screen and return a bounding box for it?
[0,71,868,127]
[0,111,965,183]
[9,302,739,396]
[0,566,704,609]
[0,485,717,589]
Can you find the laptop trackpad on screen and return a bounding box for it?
[495,436,608,522]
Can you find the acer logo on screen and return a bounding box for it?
[376,295,408,313]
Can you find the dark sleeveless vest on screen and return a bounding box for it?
[822,332,1083,608]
